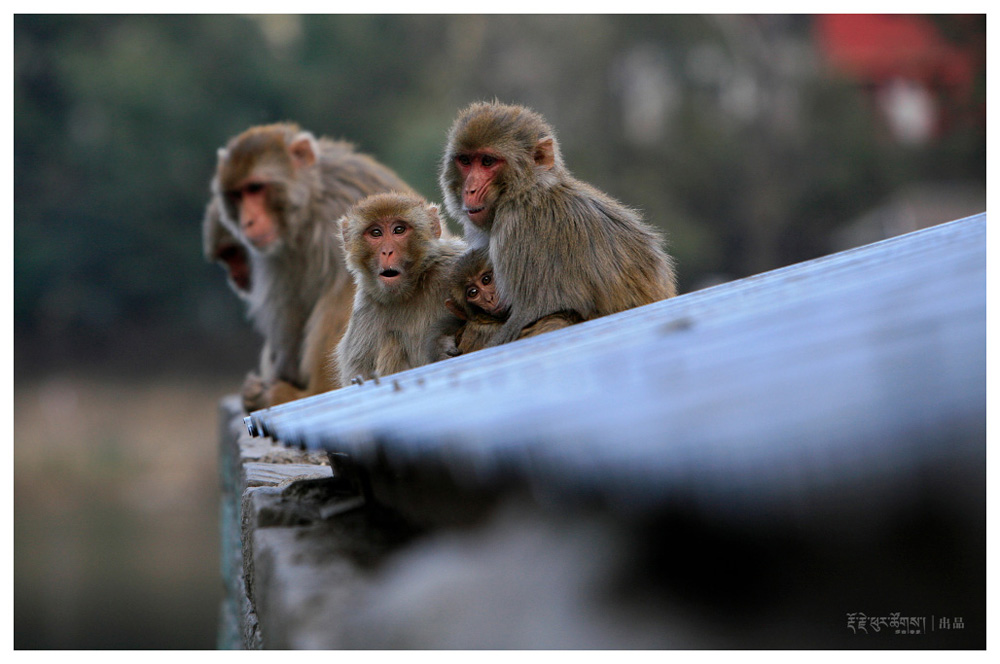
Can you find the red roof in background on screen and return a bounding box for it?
[815,14,974,97]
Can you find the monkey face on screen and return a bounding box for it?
[203,196,253,296]
[217,124,318,255]
[215,242,252,294]
[364,217,417,291]
[227,178,282,251]
[342,193,444,304]
[466,269,506,317]
[453,151,505,228]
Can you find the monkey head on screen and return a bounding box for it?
[340,192,444,303]
[202,196,252,296]
[465,267,503,316]
[439,101,564,234]
[447,247,507,320]
[215,123,320,254]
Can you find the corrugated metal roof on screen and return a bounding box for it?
[245,213,985,517]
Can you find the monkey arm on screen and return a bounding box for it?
[260,280,353,408]
[335,318,371,386]
[516,311,583,339]
[437,331,461,358]
[487,227,582,346]
[452,316,503,353]
[486,311,532,346]
[303,279,354,391]
[489,310,583,348]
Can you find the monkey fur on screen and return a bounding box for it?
[213,122,416,410]
[336,192,466,384]
[447,246,584,353]
[440,101,677,347]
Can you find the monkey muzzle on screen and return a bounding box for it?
[463,205,489,227]
[246,227,279,251]
[379,268,402,284]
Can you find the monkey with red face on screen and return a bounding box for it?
[336,192,466,384]
[213,123,416,410]
[202,194,252,298]
[439,102,677,347]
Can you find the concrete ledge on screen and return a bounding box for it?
[221,215,985,649]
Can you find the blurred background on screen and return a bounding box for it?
[13,14,986,649]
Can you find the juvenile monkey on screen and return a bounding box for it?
[444,247,508,354]
[445,247,584,353]
[439,101,677,346]
[214,122,416,410]
[336,192,466,384]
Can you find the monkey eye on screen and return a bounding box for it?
[466,286,479,299]
[392,224,407,235]
[368,227,383,237]
[244,182,266,194]
[481,155,497,168]
[456,155,472,167]
[481,272,492,285]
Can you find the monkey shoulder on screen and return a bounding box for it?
[419,239,467,284]
[317,142,412,197]
[558,182,667,259]
[315,136,355,155]
[438,238,469,262]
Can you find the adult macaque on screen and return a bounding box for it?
[336,192,466,384]
[202,195,252,297]
[214,122,415,410]
[439,101,677,346]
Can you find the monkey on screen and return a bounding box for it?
[336,192,466,384]
[444,247,507,354]
[439,101,677,347]
[445,247,584,353]
[453,248,505,319]
[203,194,281,396]
[202,195,252,298]
[213,122,417,410]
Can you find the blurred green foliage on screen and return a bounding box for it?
[14,15,985,375]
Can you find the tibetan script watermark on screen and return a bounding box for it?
[846,612,965,635]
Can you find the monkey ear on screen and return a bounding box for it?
[445,298,467,321]
[288,132,319,170]
[426,204,443,239]
[533,138,556,170]
[337,215,350,245]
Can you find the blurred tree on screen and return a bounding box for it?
[14,15,985,377]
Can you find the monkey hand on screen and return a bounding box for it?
[438,333,461,359]
[241,371,268,412]
[266,380,307,408]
